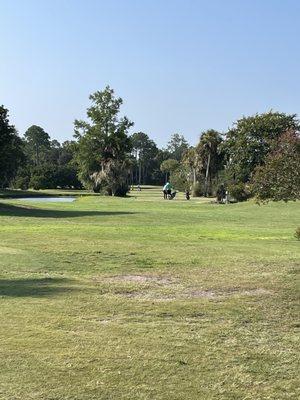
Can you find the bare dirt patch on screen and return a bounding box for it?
[93,274,273,302]
[218,287,273,296]
[182,287,272,300]
[116,287,271,301]
[184,290,216,299]
[115,290,177,302]
[240,288,272,296]
[102,274,175,285]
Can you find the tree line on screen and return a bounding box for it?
[0,86,299,202]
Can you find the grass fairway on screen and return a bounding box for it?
[0,187,299,400]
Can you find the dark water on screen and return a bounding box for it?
[17,197,76,203]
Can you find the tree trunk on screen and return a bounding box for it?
[205,153,211,197]
[138,161,141,185]
[142,164,145,185]
[144,165,147,185]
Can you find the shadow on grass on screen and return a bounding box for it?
[0,203,136,218]
[0,277,75,297]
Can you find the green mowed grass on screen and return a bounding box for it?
[0,188,299,399]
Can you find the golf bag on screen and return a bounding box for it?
[169,191,177,200]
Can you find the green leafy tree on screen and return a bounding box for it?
[160,159,179,181]
[24,125,51,166]
[74,86,133,195]
[149,149,172,184]
[58,141,78,166]
[131,132,159,184]
[0,106,24,188]
[27,162,82,190]
[225,111,300,182]
[252,130,300,202]
[170,165,191,191]
[29,164,57,190]
[167,133,189,161]
[47,139,61,164]
[14,138,81,190]
[160,158,190,190]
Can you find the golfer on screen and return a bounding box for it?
[163,182,172,199]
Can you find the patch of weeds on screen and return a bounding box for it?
[157,312,174,319]
[112,287,140,297]
[294,227,300,240]
[135,257,155,269]
[178,360,188,366]
[288,267,299,275]
[187,312,206,319]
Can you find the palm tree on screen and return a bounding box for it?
[196,130,224,196]
[182,147,200,187]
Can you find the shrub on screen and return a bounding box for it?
[29,175,47,190]
[54,165,82,189]
[192,182,204,197]
[11,167,31,190]
[294,227,300,240]
[228,182,250,202]
[29,165,57,189]
[90,160,130,197]
[13,175,30,190]
[114,183,129,197]
[170,168,190,192]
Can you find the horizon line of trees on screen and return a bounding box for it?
[1,85,299,202]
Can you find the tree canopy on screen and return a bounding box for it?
[0,106,24,188]
[24,125,51,166]
[131,132,159,184]
[167,133,189,161]
[252,130,300,202]
[225,111,300,182]
[74,86,133,195]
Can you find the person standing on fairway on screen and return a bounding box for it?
[163,181,172,199]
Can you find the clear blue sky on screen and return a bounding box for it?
[1,0,299,147]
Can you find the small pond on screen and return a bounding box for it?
[17,197,76,203]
